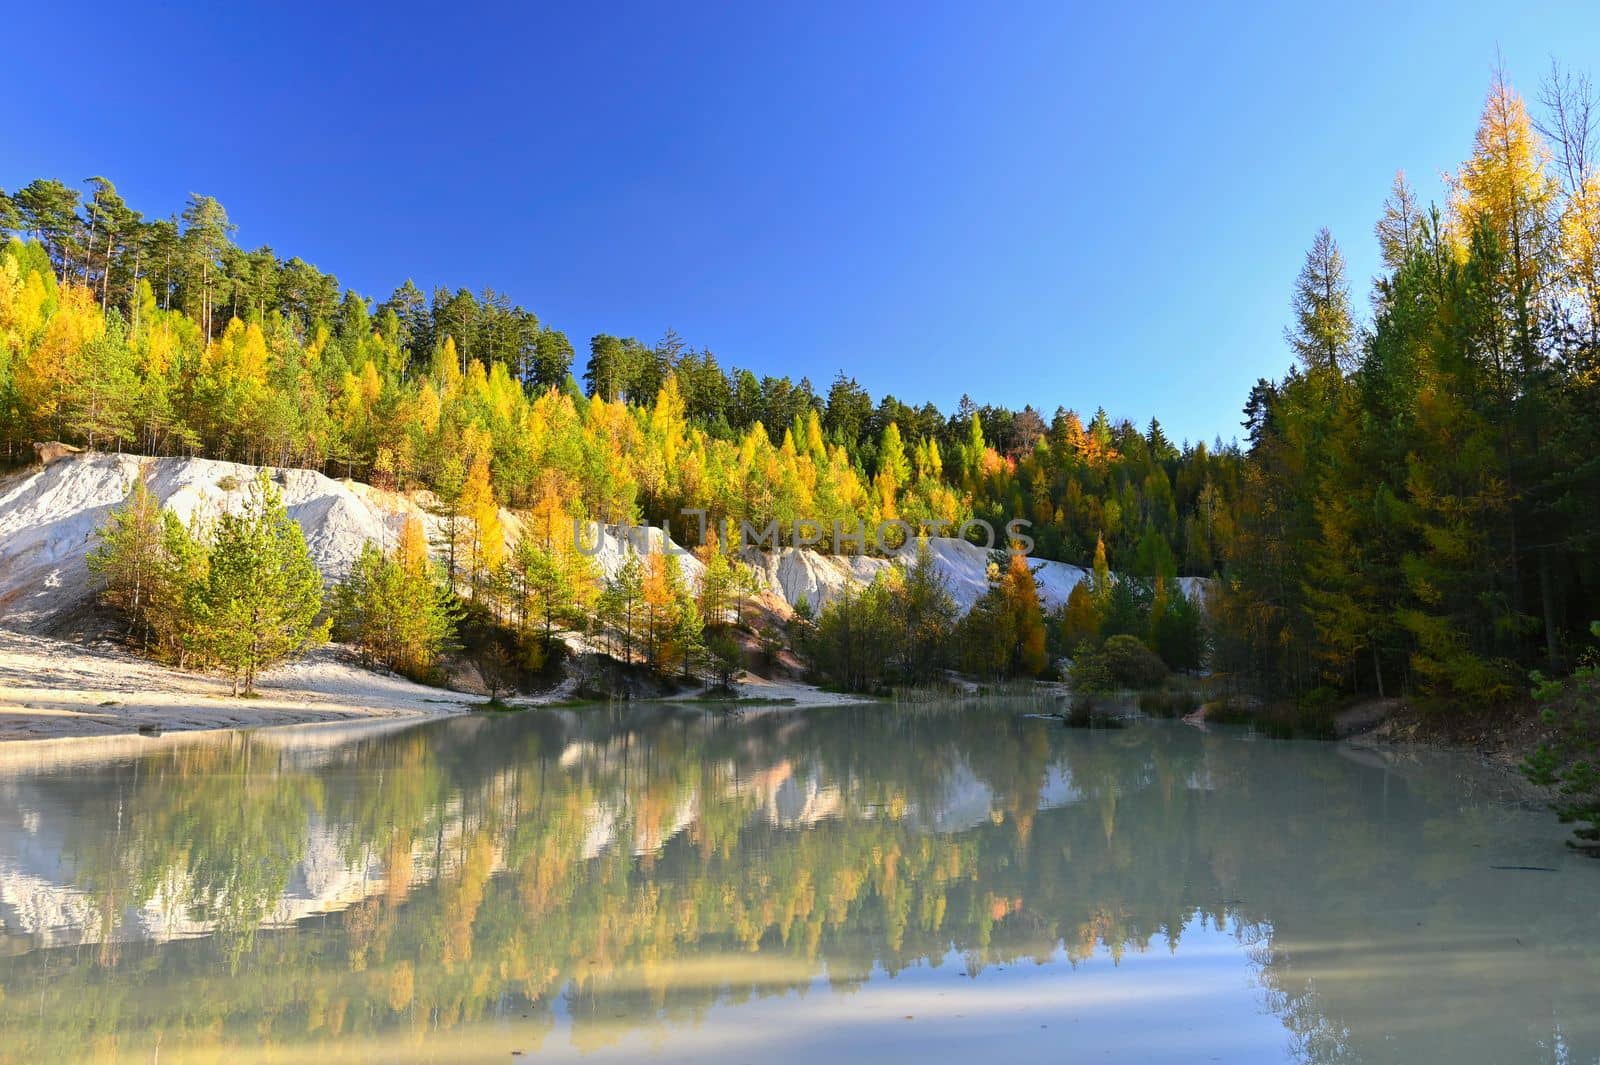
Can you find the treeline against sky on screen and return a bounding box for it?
[0,183,1238,581]
[1217,66,1600,701]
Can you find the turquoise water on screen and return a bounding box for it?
[0,704,1594,1063]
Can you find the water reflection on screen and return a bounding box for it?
[0,704,1595,1064]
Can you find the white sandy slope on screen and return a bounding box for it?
[739,536,1208,615]
[0,452,432,631]
[0,452,709,630]
[2,452,1204,633]
[0,454,489,739]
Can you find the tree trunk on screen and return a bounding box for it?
[1540,549,1562,670]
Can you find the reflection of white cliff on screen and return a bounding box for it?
[579,805,618,861]
[0,815,392,948]
[770,773,843,827]
[0,720,1135,953]
[632,791,700,856]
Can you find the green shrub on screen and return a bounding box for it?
[1101,635,1168,689]
[1068,640,1112,693]
[1522,622,1600,848]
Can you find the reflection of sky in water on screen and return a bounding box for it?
[530,921,1290,1064]
[0,706,1595,1065]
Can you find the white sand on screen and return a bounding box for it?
[0,630,469,742]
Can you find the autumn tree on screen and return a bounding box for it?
[1286,227,1356,374]
[334,525,458,678]
[458,452,506,604]
[1059,580,1100,652]
[888,537,957,684]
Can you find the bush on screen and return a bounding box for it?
[1523,622,1600,848]
[1101,635,1168,689]
[1068,640,1113,693]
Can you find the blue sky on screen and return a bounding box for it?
[5,1,1599,444]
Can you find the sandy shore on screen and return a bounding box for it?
[693,672,883,707]
[0,629,472,741]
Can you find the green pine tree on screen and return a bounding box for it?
[190,470,327,695]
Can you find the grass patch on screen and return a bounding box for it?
[1063,703,1127,729]
[1203,695,1336,740]
[681,691,799,707]
[1137,688,1200,718]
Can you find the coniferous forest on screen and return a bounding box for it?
[2,66,1599,709]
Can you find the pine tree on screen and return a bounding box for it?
[1286,227,1356,373]
[1376,171,1421,273]
[427,454,467,585]
[179,194,235,340]
[70,312,138,449]
[696,533,736,628]
[190,470,327,695]
[665,555,705,677]
[1152,585,1206,672]
[87,472,167,645]
[890,536,957,683]
[12,178,82,280]
[1453,68,1564,668]
[150,510,209,667]
[600,552,644,664]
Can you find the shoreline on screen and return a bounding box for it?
[0,629,878,743]
[0,627,1564,816]
[0,629,473,742]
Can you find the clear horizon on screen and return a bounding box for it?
[5,1,1597,442]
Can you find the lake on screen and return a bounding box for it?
[0,702,1595,1064]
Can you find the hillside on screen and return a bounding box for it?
[0,453,427,633]
[0,452,1203,638]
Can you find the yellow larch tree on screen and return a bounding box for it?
[17,282,102,437]
[1450,68,1559,361]
[459,451,505,603]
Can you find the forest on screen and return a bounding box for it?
[2,64,1598,710]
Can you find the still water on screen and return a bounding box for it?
[0,703,1595,1064]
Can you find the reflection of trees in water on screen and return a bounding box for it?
[60,735,320,970]
[0,708,1595,1064]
